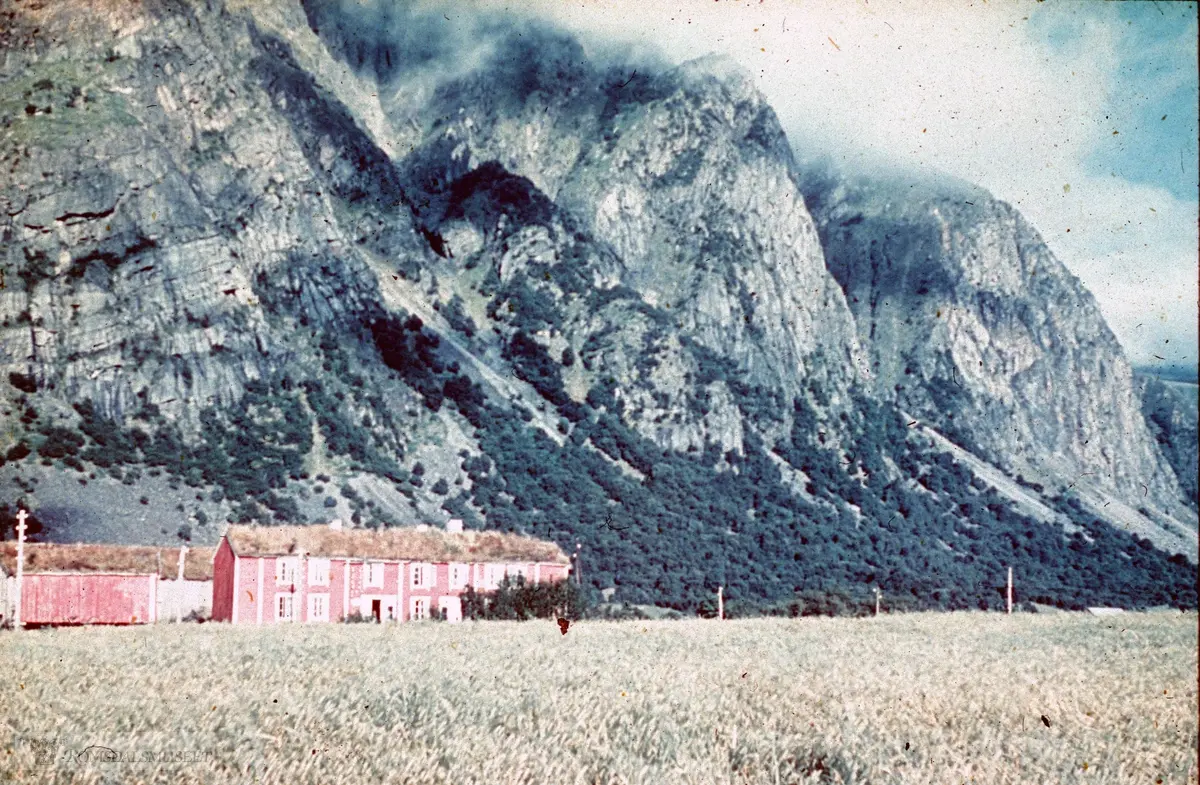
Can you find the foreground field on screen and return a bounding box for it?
[1,612,1196,784]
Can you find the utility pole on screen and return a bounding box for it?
[175,545,188,623]
[875,586,881,617]
[14,509,28,630]
[574,542,582,588]
[717,586,724,620]
[1007,566,1013,615]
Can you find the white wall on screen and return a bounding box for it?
[156,579,212,622]
[0,575,11,627]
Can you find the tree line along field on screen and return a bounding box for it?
[1,612,1195,784]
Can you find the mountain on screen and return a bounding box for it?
[800,168,1198,549]
[1135,371,1198,511]
[0,0,1194,613]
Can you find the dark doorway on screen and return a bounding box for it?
[371,599,381,623]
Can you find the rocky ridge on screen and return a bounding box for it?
[0,0,1194,599]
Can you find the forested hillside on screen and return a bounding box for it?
[0,0,1194,614]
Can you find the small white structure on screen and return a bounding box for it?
[1086,607,1125,617]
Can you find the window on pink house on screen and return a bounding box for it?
[365,562,384,587]
[449,563,469,590]
[410,563,433,589]
[276,595,293,622]
[276,558,297,585]
[308,594,329,622]
[308,558,331,586]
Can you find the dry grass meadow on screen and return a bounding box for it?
[1,612,1196,784]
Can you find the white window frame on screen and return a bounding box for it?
[484,564,503,590]
[308,558,331,586]
[411,596,429,621]
[449,563,469,591]
[276,594,294,622]
[276,558,297,586]
[365,562,384,587]
[410,563,433,589]
[308,594,329,622]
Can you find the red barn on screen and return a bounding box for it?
[0,543,215,627]
[212,521,571,624]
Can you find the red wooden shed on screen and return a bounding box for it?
[0,543,215,627]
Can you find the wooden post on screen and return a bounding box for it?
[574,543,582,588]
[1007,566,1013,615]
[717,586,724,621]
[297,549,306,624]
[875,586,881,617]
[14,509,27,630]
[175,545,188,623]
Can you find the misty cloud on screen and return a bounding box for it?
[434,0,1197,370]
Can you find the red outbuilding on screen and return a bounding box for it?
[0,543,215,627]
[212,520,571,624]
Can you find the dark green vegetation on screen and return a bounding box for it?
[4,279,1195,614]
[383,315,1197,614]
[0,501,43,540]
[460,575,586,621]
[3,332,414,536]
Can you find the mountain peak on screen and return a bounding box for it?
[0,0,1193,613]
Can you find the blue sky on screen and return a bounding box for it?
[1025,0,1198,371]
[1035,1,1198,203]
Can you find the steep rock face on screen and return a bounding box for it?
[804,173,1189,515]
[315,22,865,455]
[1138,376,1199,510]
[421,160,754,457]
[554,58,862,413]
[0,0,425,429]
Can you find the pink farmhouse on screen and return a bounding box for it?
[211,521,571,624]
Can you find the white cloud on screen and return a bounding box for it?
[482,0,1198,368]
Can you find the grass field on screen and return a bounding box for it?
[1,612,1196,784]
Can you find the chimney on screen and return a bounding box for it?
[329,518,343,531]
[446,518,463,534]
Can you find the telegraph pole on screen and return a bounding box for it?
[14,509,28,630]
[175,545,188,623]
[1007,566,1013,615]
[574,542,582,588]
[717,586,724,620]
[874,586,881,617]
